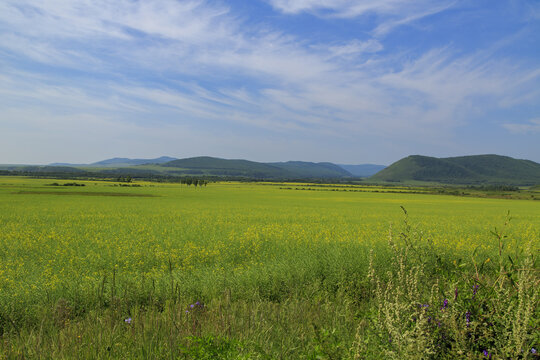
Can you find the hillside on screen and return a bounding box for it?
[371,154,540,185]
[162,157,288,178]
[269,161,352,178]
[161,157,352,178]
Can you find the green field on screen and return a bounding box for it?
[0,177,538,358]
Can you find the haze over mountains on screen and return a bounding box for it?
[51,156,177,167]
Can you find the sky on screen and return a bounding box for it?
[1,0,539,165]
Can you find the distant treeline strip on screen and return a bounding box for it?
[14,191,157,197]
[0,169,360,184]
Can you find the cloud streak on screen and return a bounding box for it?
[503,118,540,134]
[1,0,539,163]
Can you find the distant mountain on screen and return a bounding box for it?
[49,163,86,167]
[338,164,386,177]
[370,154,540,185]
[162,157,353,178]
[50,156,177,167]
[91,156,177,167]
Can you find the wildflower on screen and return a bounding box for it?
[466,311,471,327]
[483,349,491,358]
[124,317,132,324]
[195,301,200,306]
[473,285,479,298]
[190,304,194,308]
[441,299,448,310]
[532,348,537,354]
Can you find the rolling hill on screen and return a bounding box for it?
[370,154,540,185]
[161,157,352,178]
[269,161,352,178]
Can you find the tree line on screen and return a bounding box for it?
[180,178,208,187]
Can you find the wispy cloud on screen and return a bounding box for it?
[266,0,444,16]
[266,0,457,36]
[503,118,540,134]
[1,0,539,163]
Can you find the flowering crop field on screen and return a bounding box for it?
[0,177,538,358]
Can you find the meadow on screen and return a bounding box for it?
[0,177,538,359]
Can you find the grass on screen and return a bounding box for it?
[0,177,538,358]
[14,190,157,197]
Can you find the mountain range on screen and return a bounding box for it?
[44,156,383,179]
[2,154,539,185]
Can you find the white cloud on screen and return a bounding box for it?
[503,118,540,134]
[267,0,416,16]
[325,39,383,58]
[0,0,539,163]
[266,0,457,37]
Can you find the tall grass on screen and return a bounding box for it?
[357,210,539,359]
[1,210,537,359]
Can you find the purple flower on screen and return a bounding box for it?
[124,317,132,324]
[483,349,491,358]
[532,348,537,354]
[190,304,194,308]
[473,285,480,298]
[466,311,471,327]
[441,299,449,310]
[195,301,200,306]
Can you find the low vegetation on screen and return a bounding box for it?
[372,154,540,185]
[0,177,538,358]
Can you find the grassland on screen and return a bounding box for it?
[0,177,538,358]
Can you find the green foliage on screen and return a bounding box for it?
[0,178,538,358]
[179,336,250,359]
[372,154,540,185]
[357,211,539,359]
[162,156,352,179]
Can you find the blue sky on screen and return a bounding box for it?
[1,0,539,165]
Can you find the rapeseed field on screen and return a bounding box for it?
[0,177,538,358]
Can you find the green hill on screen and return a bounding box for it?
[269,161,352,178]
[371,154,540,185]
[161,157,352,179]
[162,157,288,178]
